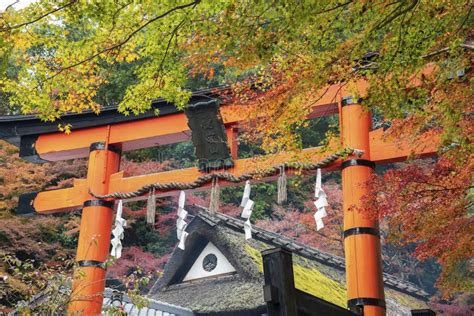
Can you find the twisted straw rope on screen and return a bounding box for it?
[90,147,362,200]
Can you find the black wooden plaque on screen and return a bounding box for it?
[184,100,234,171]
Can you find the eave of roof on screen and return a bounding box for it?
[153,277,265,314]
[103,288,194,316]
[192,205,429,300]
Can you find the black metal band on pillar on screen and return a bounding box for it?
[83,200,114,209]
[341,159,375,170]
[348,298,386,309]
[78,260,106,270]
[341,96,363,107]
[89,142,122,154]
[343,227,380,239]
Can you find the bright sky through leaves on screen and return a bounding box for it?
[0,0,36,11]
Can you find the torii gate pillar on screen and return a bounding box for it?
[340,98,385,315]
[68,140,121,314]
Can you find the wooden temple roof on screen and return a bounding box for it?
[149,206,429,315]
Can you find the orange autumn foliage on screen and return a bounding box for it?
[363,155,474,295]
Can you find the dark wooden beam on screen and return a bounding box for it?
[296,290,355,316]
[262,248,298,316]
[262,247,357,316]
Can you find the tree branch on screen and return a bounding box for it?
[46,0,200,82]
[372,0,418,31]
[421,43,474,59]
[0,0,78,32]
[3,1,19,12]
[387,0,419,70]
[156,5,195,85]
[411,186,468,197]
[108,1,134,36]
[456,4,473,34]
[315,1,353,15]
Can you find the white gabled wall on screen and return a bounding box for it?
[183,242,236,282]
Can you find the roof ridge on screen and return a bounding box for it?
[192,205,429,299]
[193,206,346,265]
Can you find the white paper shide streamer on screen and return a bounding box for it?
[177,190,189,250]
[111,200,127,258]
[240,181,254,240]
[314,168,328,231]
[178,231,189,250]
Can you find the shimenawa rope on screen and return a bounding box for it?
[89,148,362,200]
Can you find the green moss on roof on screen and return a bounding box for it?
[245,244,346,308]
[244,243,264,270]
[293,264,346,307]
[386,288,426,310]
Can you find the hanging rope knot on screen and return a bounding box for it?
[146,187,156,225]
[209,176,220,213]
[277,165,287,205]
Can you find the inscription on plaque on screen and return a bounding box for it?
[184,100,234,171]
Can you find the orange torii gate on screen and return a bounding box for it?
[0,82,438,316]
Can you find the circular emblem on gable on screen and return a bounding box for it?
[202,253,218,272]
